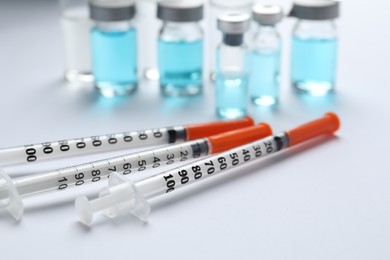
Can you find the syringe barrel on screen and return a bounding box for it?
[136,134,286,199]
[0,117,254,166]
[13,139,210,197]
[0,128,179,166]
[135,113,340,199]
[11,122,271,199]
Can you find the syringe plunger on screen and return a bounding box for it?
[75,173,150,225]
[0,170,23,221]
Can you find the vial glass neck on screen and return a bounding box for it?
[296,19,335,25]
[257,24,276,30]
[162,21,200,31]
[295,19,336,31]
[159,21,203,42]
[222,33,244,47]
[95,20,133,31]
[255,25,278,35]
[293,19,337,39]
[210,0,253,9]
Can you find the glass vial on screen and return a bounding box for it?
[137,0,160,81]
[157,1,204,96]
[208,0,253,81]
[215,13,251,119]
[250,4,283,107]
[59,0,93,84]
[290,0,339,96]
[89,0,138,97]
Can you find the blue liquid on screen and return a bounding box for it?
[250,50,280,106]
[215,72,248,119]
[291,37,337,96]
[91,28,137,97]
[158,39,203,96]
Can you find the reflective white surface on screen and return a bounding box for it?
[0,0,389,259]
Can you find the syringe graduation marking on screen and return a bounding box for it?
[52,139,209,192]
[1,117,256,167]
[15,127,184,163]
[142,135,286,195]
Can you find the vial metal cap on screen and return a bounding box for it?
[289,0,339,20]
[157,1,203,22]
[89,0,136,22]
[217,13,251,34]
[252,4,283,26]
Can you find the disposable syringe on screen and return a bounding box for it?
[0,123,272,220]
[75,113,340,225]
[0,117,254,166]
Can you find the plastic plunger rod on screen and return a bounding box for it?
[76,173,150,225]
[75,113,340,225]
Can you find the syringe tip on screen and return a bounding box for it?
[75,196,93,225]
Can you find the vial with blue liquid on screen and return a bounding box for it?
[250,4,283,107]
[90,0,137,97]
[215,13,251,119]
[290,0,339,96]
[157,1,204,96]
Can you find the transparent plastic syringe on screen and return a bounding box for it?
[75,113,340,225]
[0,122,272,220]
[0,117,253,166]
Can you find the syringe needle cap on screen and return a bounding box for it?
[208,122,273,154]
[186,116,255,140]
[286,112,340,146]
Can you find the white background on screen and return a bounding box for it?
[0,0,389,259]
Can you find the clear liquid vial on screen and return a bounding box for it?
[157,1,204,96]
[215,13,251,119]
[290,0,339,96]
[59,0,93,84]
[208,0,253,81]
[250,4,283,107]
[90,0,138,97]
[137,0,160,81]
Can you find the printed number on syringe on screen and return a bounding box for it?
[24,130,164,163]
[56,143,194,190]
[162,140,274,193]
[58,167,117,190]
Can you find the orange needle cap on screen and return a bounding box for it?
[208,123,273,154]
[286,112,340,146]
[186,116,255,141]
